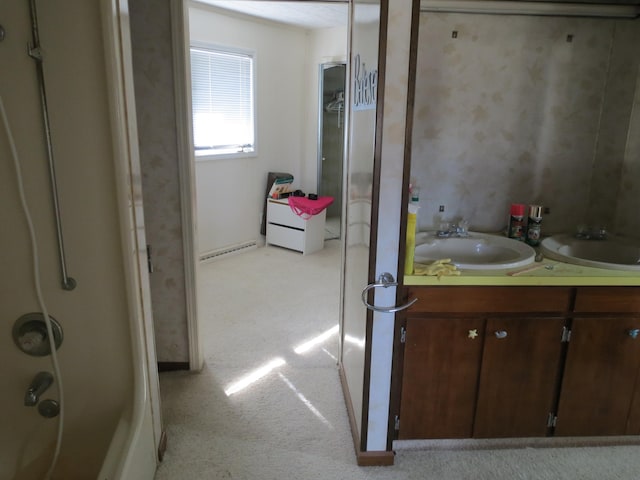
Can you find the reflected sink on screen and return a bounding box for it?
[541,234,640,271]
[414,232,536,270]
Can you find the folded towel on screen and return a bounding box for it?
[413,258,460,277]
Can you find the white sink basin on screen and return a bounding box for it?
[541,234,640,271]
[414,232,536,270]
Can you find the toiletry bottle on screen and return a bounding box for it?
[526,205,543,246]
[405,201,419,275]
[508,204,526,241]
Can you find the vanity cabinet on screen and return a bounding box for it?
[398,287,570,440]
[399,317,485,439]
[397,286,640,441]
[474,316,565,438]
[554,288,640,437]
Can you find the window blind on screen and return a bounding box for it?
[190,47,255,156]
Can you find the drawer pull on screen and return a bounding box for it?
[495,330,508,339]
[628,329,640,339]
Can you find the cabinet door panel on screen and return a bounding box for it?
[398,317,485,439]
[555,317,640,436]
[474,317,565,438]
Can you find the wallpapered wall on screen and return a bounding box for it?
[615,66,640,239]
[130,0,189,363]
[411,13,640,238]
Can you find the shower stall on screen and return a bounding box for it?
[0,1,160,478]
[318,63,346,236]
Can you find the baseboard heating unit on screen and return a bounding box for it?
[199,241,257,264]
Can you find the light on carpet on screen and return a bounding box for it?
[294,324,339,354]
[278,373,333,428]
[344,334,365,349]
[224,357,286,396]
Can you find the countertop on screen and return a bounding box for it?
[404,258,640,287]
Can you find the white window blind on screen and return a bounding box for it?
[190,46,255,157]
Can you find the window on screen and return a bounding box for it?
[190,45,256,158]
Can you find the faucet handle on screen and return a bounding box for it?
[24,371,53,407]
[458,219,469,235]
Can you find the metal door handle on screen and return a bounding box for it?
[361,273,418,313]
[495,330,508,339]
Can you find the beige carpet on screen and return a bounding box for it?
[154,240,640,479]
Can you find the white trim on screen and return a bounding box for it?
[100,0,159,477]
[170,0,203,372]
[366,0,414,452]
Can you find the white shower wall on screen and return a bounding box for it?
[0,1,151,477]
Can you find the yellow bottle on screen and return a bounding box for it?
[404,204,418,275]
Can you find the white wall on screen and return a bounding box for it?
[190,5,308,254]
[190,5,348,254]
[0,0,136,476]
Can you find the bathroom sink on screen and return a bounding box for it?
[541,234,640,271]
[414,232,536,270]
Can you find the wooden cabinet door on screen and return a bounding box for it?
[474,317,565,438]
[555,317,640,436]
[398,317,485,439]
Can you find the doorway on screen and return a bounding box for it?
[318,63,346,239]
[178,0,349,370]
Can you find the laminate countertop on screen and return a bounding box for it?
[405,257,640,286]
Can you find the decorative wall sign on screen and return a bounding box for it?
[352,54,378,111]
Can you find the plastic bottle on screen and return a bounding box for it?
[526,205,543,246]
[405,202,419,275]
[508,204,526,241]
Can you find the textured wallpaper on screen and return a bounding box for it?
[130,0,189,363]
[615,60,640,240]
[589,21,640,237]
[411,13,639,237]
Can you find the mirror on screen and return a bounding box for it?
[409,11,640,238]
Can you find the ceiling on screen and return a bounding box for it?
[194,0,639,30]
[195,1,349,29]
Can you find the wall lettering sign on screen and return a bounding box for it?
[352,54,378,111]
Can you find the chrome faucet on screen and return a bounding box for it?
[436,219,469,238]
[24,371,53,407]
[575,226,607,240]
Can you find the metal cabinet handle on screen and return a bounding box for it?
[495,330,508,339]
[361,273,418,313]
[628,329,640,339]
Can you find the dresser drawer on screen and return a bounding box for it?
[266,223,305,252]
[407,286,572,314]
[267,200,305,229]
[574,287,640,313]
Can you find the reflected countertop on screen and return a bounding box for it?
[405,257,640,287]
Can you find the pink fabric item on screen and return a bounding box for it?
[288,196,334,219]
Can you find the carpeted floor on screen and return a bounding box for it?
[154,239,640,479]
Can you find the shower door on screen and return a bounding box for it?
[318,63,346,238]
[339,0,417,461]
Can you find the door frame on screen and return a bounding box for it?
[169,0,355,371]
[170,0,202,371]
[338,0,420,462]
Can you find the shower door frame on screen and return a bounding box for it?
[317,61,347,229]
